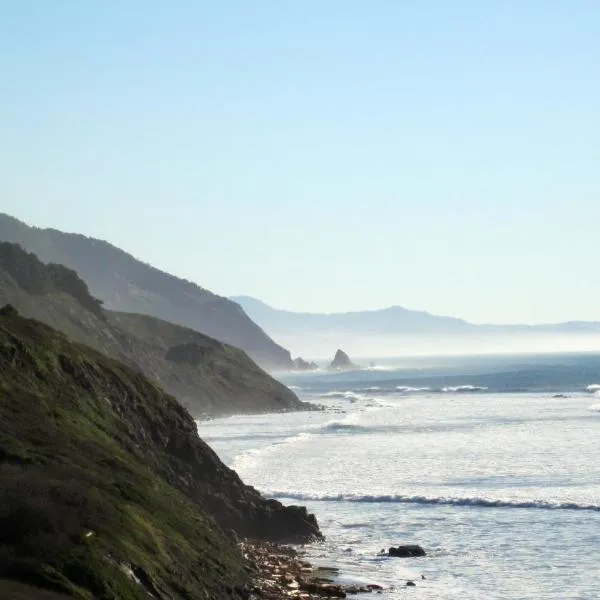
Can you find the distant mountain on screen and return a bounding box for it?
[232,295,600,337]
[0,242,307,416]
[0,213,293,370]
[232,295,472,335]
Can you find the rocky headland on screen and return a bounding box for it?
[0,242,313,417]
[0,306,320,598]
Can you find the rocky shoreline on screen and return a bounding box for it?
[243,540,418,598]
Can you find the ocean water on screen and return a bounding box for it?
[197,353,600,599]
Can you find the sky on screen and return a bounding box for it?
[1,1,599,324]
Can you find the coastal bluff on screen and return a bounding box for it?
[0,306,321,599]
[0,241,311,417]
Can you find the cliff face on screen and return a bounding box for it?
[0,213,293,370]
[0,306,321,599]
[0,242,308,417]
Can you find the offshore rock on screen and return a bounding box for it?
[293,357,319,371]
[388,545,426,557]
[327,349,356,371]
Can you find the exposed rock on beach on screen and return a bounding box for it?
[244,541,395,598]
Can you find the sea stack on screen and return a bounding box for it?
[328,349,356,371]
[293,357,319,371]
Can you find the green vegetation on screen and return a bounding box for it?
[0,306,320,598]
[0,305,248,599]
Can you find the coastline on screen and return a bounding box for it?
[244,540,418,598]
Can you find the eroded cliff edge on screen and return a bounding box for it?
[0,306,321,599]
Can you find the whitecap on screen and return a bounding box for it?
[319,390,364,401]
[441,385,488,393]
[321,421,371,434]
[267,492,600,512]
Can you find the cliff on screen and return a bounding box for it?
[0,214,293,370]
[0,242,309,416]
[0,306,321,599]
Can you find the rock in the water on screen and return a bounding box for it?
[388,545,426,557]
[328,349,356,371]
[293,357,319,371]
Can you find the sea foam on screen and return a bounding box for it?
[441,385,489,393]
[267,492,600,512]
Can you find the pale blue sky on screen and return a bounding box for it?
[1,1,599,323]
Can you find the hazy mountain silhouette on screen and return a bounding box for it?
[232,295,600,336]
[0,214,293,369]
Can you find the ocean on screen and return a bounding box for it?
[197,352,600,599]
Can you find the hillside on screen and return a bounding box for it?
[0,214,293,370]
[0,305,320,599]
[0,243,308,416]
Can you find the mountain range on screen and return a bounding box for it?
[0,214,293,370]
[232,295,600,336]
[232,295,600,358]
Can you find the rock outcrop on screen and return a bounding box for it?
[293,356,319,371]
[328,349,356,371]
[0,307,322,599]
[245,542,393,598]
[388,544,426,557]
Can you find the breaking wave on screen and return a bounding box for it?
[321,385,490,398]
[441,385,489,393]
[588,404,600,412]
[319,391,364,401]
[268,492,600,512]
[586,384,600,392]
[321,422,372,434]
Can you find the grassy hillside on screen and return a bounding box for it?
[0,213,293,370]
[0,242,308,417]
[0,305,321,599]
